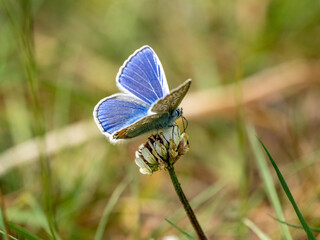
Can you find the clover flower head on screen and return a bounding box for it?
[135,126,190,175]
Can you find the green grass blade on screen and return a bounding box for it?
[165,218,195,240]
[8,222,43,240]
[0,208,9,240]
[258,138,316,240]
[94,177,131,240]
[152,181,224,237]
[243,218,271,240]
[247,125,292,240]
[0,231,18,240]
[270,216,320,232]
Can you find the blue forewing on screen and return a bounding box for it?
[116,46,169,105]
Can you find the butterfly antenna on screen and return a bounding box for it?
[170,124,178,137]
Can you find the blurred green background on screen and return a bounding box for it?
[1,0,320,239]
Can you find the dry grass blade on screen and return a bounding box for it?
[1,60,320,176]
[181,60,320,120]
[0,121,97,176]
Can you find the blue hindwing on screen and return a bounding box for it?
[94,94,149,137]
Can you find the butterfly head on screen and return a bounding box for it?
[176,108,183,118]
[174,108,188,132]
[169,108,183,126]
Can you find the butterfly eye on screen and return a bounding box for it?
[176,108,183,117]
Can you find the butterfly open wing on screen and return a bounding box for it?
[94,46,191,143]
[94,94,150,142]
[151,79,191,113]
[113,79,191,140]
[116,46,169,105]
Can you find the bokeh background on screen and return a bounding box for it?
[1,0,320,239]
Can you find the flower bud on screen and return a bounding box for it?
[134,126,190,174]
[139,147,157,165]
[153,140,167,159]
[135,157,153,175]
[178,133,190,155]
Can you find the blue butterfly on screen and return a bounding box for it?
[93,45,191,143]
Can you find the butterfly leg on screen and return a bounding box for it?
[168,123,179,139]
[181,116,188,133]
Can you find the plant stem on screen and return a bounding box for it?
[3,0,58,238]
[166,164,207,240]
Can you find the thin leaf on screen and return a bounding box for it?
[270,216,320,232]
[258,138,316,240]
[94,177,131,240]
[0,230,18,240]
[8,222,43,240]
[165,218,195,240]
[243,218,271,240]
[152,181,224,237]
[0,200,9,240]
[247,124,292,239]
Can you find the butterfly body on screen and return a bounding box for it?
[114,109,181,139]
[93,46,191,143]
